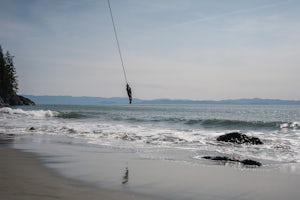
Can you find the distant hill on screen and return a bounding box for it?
[23,95,300,105]
[23,95,130,105]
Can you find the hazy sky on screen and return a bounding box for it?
[1,0,299,100]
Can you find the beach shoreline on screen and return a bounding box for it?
[1,133,300,200]
[0,144,162,200]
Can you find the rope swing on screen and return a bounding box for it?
[107,0,132,104]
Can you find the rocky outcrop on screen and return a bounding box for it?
[0,94,35,106]
[15,95,35,105]
[217,132,263,145]
[203,156,262,167]
[205,132,263,167]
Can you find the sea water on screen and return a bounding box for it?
[1,104,300,167]
[2,104,300,199]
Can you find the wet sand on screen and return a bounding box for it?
[0,147,160,200]
[1,134,300,200]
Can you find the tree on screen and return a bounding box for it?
[0,45,6,97]
[0,45,34,106]
[0,45,18,99]
[5,51,18,93]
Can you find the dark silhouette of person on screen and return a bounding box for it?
[126,84,132,104]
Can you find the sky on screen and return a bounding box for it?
[1,0,300,100]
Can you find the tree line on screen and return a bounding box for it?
[0,45,18,100]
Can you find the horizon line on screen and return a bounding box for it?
[22,94,300,102]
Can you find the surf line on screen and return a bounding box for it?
[107,0,133,104]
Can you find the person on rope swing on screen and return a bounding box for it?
[126,84,132,104]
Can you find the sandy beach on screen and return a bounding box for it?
[1,134,300,200]
[0,146,160,200]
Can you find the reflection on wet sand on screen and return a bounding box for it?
[122,167,129,184]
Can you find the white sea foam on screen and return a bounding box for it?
[0,107,58,118]
[280,122,300,129]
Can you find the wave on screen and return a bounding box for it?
[56,112,85,119]
[280,122,300,129]
[199,119,281,130]
[109,114,296,130]
[194,119,299,130]
[2,107,298,130]
[0,107,58,117]
[0,107,84,119]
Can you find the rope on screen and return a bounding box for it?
[107,0,128,84]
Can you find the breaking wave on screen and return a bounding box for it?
[56,112,85,119]
[110,115,297,130]
[0,107,84,119]
[199,119,282,130]
[0,107,58,117]
[1,107,298,131]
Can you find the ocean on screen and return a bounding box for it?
[2,104,300,199]
[1,104,300,168]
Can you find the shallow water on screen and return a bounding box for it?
[1,104,300,168]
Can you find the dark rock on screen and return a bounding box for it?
[0,94,35,106]
[203,156,262,167]
[240,159,262,166]
[17,95,35,105]
[29,127,35,131]
[217,132,263,145]
[202,156,238,162]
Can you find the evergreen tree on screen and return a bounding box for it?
[0,45,6,97]
[5,51,18,93]
[0,45,18,99]
[0,44,34,106]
